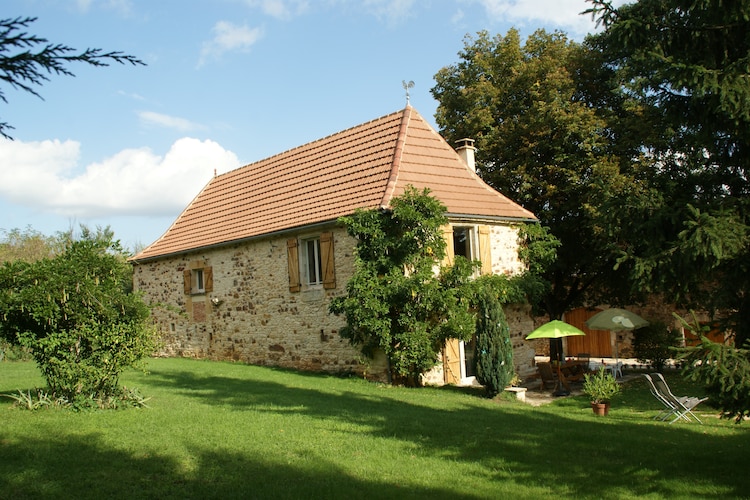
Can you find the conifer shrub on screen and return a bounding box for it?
[474,281,514,397]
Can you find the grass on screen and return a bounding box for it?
[1,358,749,499]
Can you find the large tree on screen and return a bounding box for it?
[0,226,58,263]
[0,16,145,139]
[586,0,750,346]
[431,29,648,320]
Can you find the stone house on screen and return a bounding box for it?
[131,106,538,384]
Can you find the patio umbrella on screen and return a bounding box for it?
[585,308,649,364]
[526,320,585,396]
[526,320,586,340]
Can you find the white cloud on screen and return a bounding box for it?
[470,0,626,36]
[451,8,466,25]
[75,0,94,11]
[242,0,310,20]
[138,111,205,132]
[75,0,134,15]
[198,21,265,67]
[0,138,241,218]
[118,90,146,101]
[362,0,417,25]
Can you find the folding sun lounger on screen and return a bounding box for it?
[644,373,708,424]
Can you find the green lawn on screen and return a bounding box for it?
[1,358,748,499]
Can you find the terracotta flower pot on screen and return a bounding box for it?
[591,401,610,416]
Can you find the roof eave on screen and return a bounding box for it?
[445,213,538,224]
[129,218,342,264]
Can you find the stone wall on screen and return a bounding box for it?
[133,220,535,385]
[505,303,537,380]
[489,224,526,276]
[133,225,381,378]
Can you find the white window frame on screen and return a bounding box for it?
[301,236,323,286]
[192,268,205,294]
[453,226,478,263]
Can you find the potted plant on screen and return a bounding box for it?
[583,368,621,416]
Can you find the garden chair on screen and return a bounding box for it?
[575,353,592,372]
[611,361,623,378]
[536,362,559,391]
[645,373,708,424]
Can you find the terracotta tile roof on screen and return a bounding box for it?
[133,107,536,261]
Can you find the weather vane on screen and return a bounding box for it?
[402,80,414,105]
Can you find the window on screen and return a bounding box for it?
[453,227,474,260]
[444,224,492,275]
[183,261,213,295]
[287,232,336,292]
[192,269,205,293]
[304,237,322,285]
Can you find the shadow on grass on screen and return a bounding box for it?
[136,361,750,499]
[2,360,748,498]
[0,434,480,500]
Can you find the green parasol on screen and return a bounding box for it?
[526,320,586,396]
[526,320,586,340]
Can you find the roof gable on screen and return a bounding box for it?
[133,107,535,261]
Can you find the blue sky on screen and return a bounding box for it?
[0,0,620,251]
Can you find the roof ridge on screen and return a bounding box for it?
[380,106,411,208]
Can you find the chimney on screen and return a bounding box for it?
[455,138,476,172]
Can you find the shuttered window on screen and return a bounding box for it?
[307,238,323,285]
[478,225,492,275]
[183,262,213,294]
[445,224,493,275]
[287,238,301,292]
[441,225,454,267]
[320,232,336,289]
[288,232,336,292]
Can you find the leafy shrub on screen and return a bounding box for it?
[583,367,621,404]
[633,320,681,372]
[3,389,56,410]
[0,227,156,405]
[0,338,32,361]
[21,321,156,402]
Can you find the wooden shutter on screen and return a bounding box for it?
[183,269,192,294]
[204,266,213,293]
[443,338,461,384]
[441,225,454,267]
[287,238,300,293]
[478,225,492,275]
[320,232,336,289]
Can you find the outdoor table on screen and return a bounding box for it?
[557,360,588,382]
[549,360,588,391]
